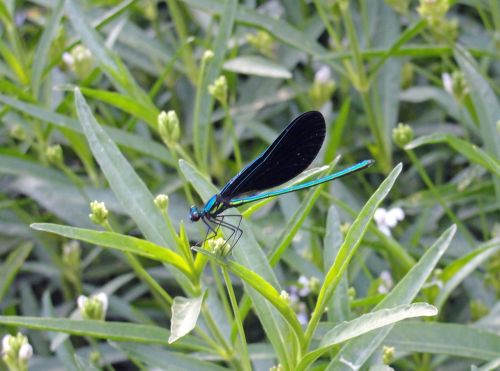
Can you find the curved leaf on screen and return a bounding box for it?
[30,223,191,277]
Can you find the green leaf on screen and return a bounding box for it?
[30,223,191,277]
[327,225,457,370]
[223,56,292,79]
[324,206,350,324]
[406,133,500,177]
[0,153,68,183]
[74,88,175,247]
[434,239,500,310]
[0,38,28,85]
[386,322,500,361]
[320,303,437,347]
[0,242,33,301]
[78,87,159,128]
[455,45,500,196]
[297,303,437,368]
[0,94,173,164]
[305,164,403,343]
[31,0,65,97]
[113,343,227,370]
[169,294,204,343]
[0,316,170,345]
[455,45,500,160]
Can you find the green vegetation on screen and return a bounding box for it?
[1,0,499,370]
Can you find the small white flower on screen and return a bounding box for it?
[442,72,453,95]
[297,276,311,297]
[258,0,284,18]
[377,270,394,294]
[315,65,331,84]
[18,343,33,360]
[280,290,289,301]
[62,52,74,66]
[288,285,300,304]
[94,292,108,312]
[77,295,88,310]
[297,303,309,326]
[374,207,405,236]
[2,334,12,352]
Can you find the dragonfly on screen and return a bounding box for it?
[189,111,374,251]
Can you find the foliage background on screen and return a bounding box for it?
[0,0,499,370]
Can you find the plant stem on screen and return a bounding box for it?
[221,266,251,371]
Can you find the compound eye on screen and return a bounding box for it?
[189,206,200,222]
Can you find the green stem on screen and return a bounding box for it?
[210,261,234,322]
[221,266,251,371]
[201,304,236,365]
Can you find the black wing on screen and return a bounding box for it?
[219,111,326,200]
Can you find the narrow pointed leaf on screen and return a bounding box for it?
[31,223,191,276]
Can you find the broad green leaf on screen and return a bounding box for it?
[455,45,500,161]
[30,223,191,277]
[455,45,500,196]
[169,294,204,343]
[223,56,292,79]
[406,133,500,177]
[306,164,403,343]
[0,316,171,345]
[372,3,402,156]
[434,239,500,310]
[74,88,175,247]
[31,0,65,97]
[0,94,173,164]
[324,206,350,324]
[327,225,456,370]
[179,159,297,369]
[320,303,437,347]
[0,153,68,183]
[297,303,437,368]
[0,242,32,301]
[112,343,227,370]
[386,322,500,361]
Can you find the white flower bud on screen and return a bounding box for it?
[2,334,12,352]
[94,292,108,312]
[77,295,88,310]
[18,343,33,360]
